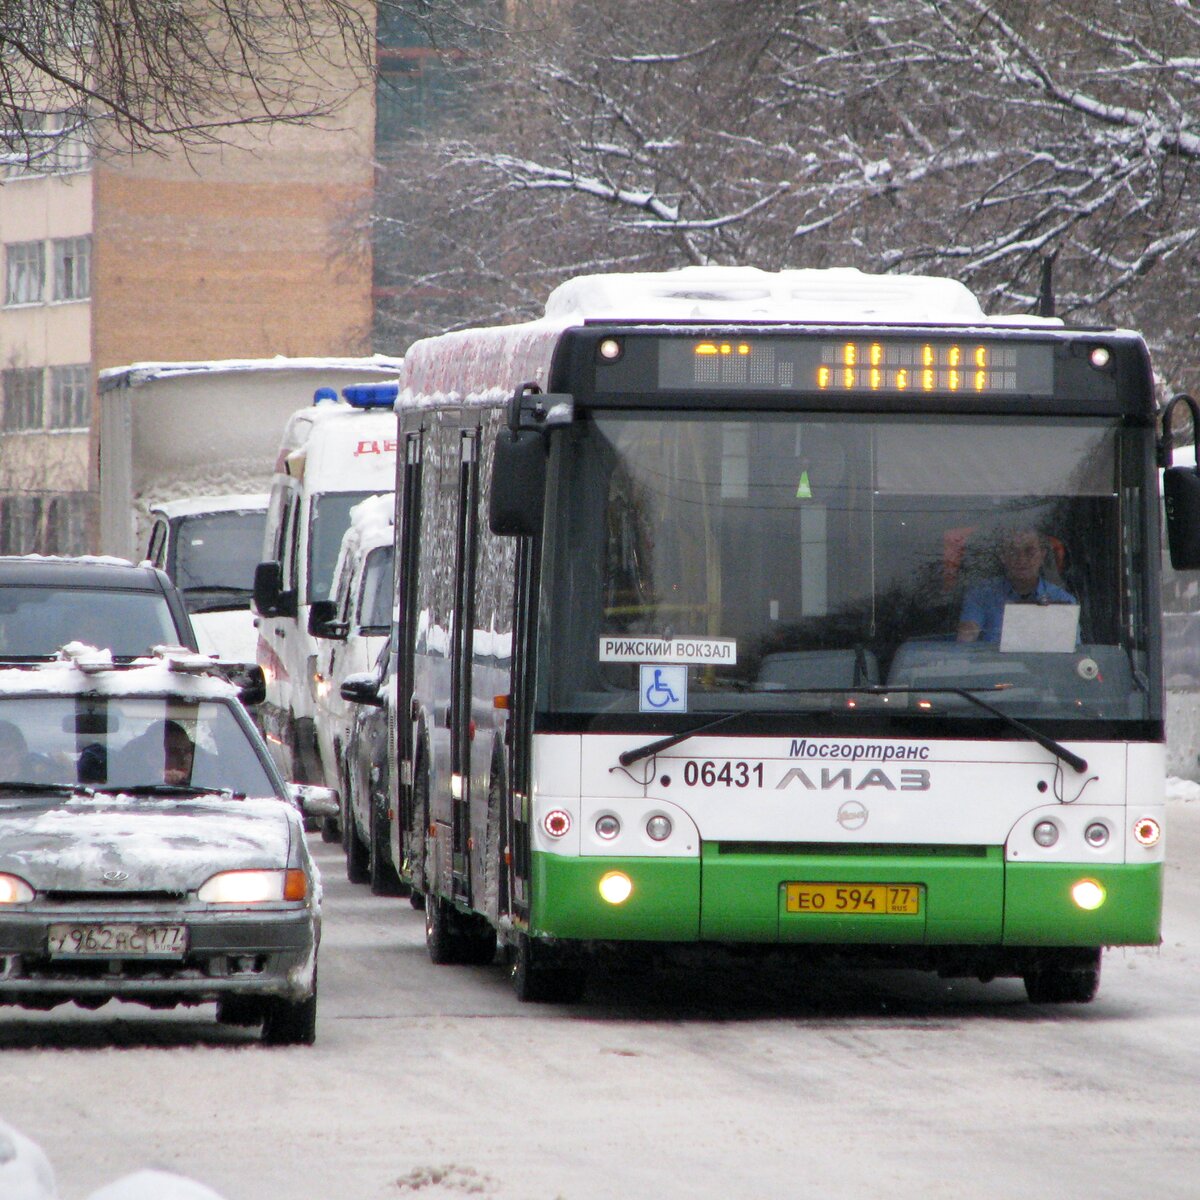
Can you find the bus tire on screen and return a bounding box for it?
[369,787,405,896]
[1023,948,1101,1004]
[510,934,586,1004]
[425,894,465,964]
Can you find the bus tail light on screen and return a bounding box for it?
[543,809,571,838]
[1133,817,1161,847]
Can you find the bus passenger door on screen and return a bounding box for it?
[395,428,425,886]
[450,427,481,903]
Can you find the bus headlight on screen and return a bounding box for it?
[595,814,621,841]
[646,815,672,841]
[1071,879,1106,911]
[598,871,633,904]
[1032,820,1059,848]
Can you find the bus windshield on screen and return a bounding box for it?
[540,411,1157,725]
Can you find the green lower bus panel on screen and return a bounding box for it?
[702,845,1005,945]
[530,853,701,941]
[1002,862,1163,946]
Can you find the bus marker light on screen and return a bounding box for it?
[1133,818,1161,847]
[1033,820,1059,848]
[1071,879,1106,911]
[1084,822,1110,848]
[646,815,672,841]
[544,809,571,838]
[599,338,623,361]
[599,871,633,904]
[595,814,621,840]
[1090,347,1112,369]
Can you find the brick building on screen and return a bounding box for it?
[0,51,376,555]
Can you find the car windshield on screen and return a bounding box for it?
[540,411,1157,725]
[0,695,279,796]
[308,492,374,603]
[173,510,267,611]
[0,587,180,660]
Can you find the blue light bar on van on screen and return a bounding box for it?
[313,387,339,405]
[343,383,399,409]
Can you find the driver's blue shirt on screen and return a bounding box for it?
[959,576,1077,643]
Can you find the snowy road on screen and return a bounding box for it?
[5,794,1199,1200]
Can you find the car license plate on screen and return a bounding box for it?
[785,883,921,915]
[47,923,188,958]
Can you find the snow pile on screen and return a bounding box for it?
[350,492,394,539]
[0,1120,56,1200]
[1166,775,1200,803]
[0,655,237,700]
[85,1170,228,1200]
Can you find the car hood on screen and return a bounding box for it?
[0,795,297,894]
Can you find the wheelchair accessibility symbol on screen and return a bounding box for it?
[640,664,687,713]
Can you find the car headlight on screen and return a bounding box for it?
[0,873,34,904]
[198,869,308,904]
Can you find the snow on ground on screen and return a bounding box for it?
[1166,774,1200,802]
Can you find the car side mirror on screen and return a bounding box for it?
[340,671,384,707]
[288,783,339,819]
[253,561,296,619]
[307,599,347,640]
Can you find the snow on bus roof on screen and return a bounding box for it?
[99,355,405,389]
[398,266,1064,409]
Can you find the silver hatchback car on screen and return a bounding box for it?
[0,646,334,1044]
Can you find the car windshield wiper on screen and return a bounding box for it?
[0,781,92,795]
[91,784,239,798]
[617,686,1087,775]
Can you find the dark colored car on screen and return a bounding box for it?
[340,636,405,896]
[0,556,197,662]
[0,648,334,1043]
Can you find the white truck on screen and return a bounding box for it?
[252,383,399,795]
[95,357,405,561]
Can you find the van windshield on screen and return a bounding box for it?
[308,492,375,602]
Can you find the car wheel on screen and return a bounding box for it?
[1023,949,1101,1004]
[510,933,586,1004]
[319,815,340,843]
[262,969,318,1046]
[215,995,264,1027]
[368,787,405,897]
[408,890,426,911]
[345,807,370,884]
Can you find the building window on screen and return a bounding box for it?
[1,111,92,180]
[0,493,89,555]
[1,368,45,431]
[4,242,45,305]
[48,365,91,429]
[52,236,90,301]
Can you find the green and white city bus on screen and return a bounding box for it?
[388,266,1200,1003]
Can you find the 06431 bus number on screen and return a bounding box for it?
[681,760,765,788]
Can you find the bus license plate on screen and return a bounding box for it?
[785,883,921,915]
[47,923,188,958]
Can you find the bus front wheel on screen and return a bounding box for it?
[1022,948,1101,1004]
[510,934,586,1004]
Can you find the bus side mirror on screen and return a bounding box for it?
[1164,468,1200,569]
[307,599,347,640]
[1160,394,1200,570]
[489,430,546,536]
[253,561,296,619]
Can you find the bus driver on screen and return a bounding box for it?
[956,525,1076,644]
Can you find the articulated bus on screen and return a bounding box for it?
[388,266,1200,1003]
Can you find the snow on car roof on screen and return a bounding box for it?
[0,648,239,700]
[350,493,394,538]
[149,493,270,519]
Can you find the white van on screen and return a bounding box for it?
[253,383,398,789]
[146,493,269,665]
[310,492,394,800]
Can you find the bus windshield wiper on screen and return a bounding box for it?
[617,685,1087,775]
